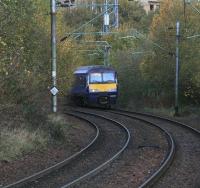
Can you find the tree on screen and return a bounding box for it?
[141,0,200,105]
[0,0,50,104]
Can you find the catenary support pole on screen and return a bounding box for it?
[175,21,180,116]
[104,0,109,33]
[51,0,57,113]
[114,0,119,29]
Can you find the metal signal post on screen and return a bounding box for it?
[51,0,58,113]
[114,0,119,29]
[104,0,109,33]
[175,21,180,116]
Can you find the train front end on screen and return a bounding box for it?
[87,69,118,107]
[71,66,118,107]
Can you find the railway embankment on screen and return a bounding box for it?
[141,107,200,131]
[0,105,95,186]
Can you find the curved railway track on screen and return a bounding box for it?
[106,110,175,188]
[2,112,99,188]
[3,107,198,188]
[3,110,130,188]
[109,109,200,188]
[66,108,174,188]
[60,109,131,188]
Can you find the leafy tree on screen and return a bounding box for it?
[119,0,154,32]
[141,0,200,105]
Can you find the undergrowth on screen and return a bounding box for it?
[0,128,48,161]
[0,105,71,162]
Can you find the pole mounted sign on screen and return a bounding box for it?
[50,87,59,96]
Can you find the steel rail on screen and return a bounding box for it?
[3,112,99,188]
[108,110,175,188]
[114,109,200,135]
[61,109,131,188]
[111,109,200,187]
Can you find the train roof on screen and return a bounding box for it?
[74,65,116,74]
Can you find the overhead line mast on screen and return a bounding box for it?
[114,0,119,29]
[50,0,58,113]
[104,0,109,33]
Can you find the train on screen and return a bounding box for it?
[70,65,118,108]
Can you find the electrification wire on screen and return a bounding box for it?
[59,1,173,58]
[187,34,200,38]
[123,29,170,53]
[191,4,200,15]
[60,6,113,42]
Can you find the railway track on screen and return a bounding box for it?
[2,112,99,188]
[108,109,200,188]
[3,107,198,188]
[75,108,174,188]
[2,110,130,188]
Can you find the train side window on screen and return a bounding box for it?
[74,75,86,87]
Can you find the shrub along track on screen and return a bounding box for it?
[110,109,200,188]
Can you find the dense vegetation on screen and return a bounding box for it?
[142,0,200,106]
[1,0,200,109]
[0,0,200,160]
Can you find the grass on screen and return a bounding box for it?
[143,107,175,117]
[143,105,200,117]
[124,101,200,118]
[0,127,48,161]
[0,104,72,162]
[47,114,71,143]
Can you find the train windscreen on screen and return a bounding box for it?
[89,72,115,83]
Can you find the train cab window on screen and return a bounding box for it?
[74,74,86,87]
[102,72,115,83]
[89,73,102,83]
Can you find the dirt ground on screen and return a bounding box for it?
[0,110,96,186]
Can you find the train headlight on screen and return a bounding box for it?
[110,95,117,98]
[89,89,100,93]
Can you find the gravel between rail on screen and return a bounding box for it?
[116,110,200,188]
[70,108,169,188]
[17,110,129,188]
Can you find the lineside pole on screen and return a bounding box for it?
[104,0,109,33]
[114,0,119,29]
[175,21,180,116]
[51,0,57,113]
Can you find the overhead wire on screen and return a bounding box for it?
[60,5,113,42]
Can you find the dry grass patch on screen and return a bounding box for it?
[47,114,72,142]
[0,127,48,162]
[0,105,73,162]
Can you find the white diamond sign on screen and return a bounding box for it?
[50,87,58,96]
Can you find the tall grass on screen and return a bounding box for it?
[0,128,48,161]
